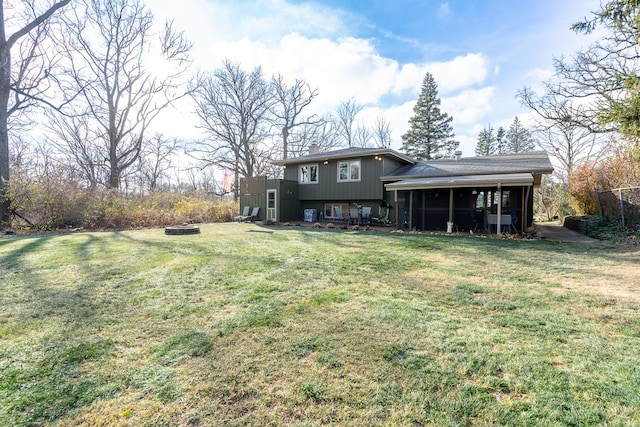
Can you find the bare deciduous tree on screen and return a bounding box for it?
[352,124,372,148]
[0,0,70,226]
[373,115,392,149]
[56,0,192,190]
[519,88,605,182]
[190,60,275,198]
[286,115,339,158]
[138,134,178,192]
[553,1,640,137]
[336,97,364,148]
[271,74,321,159]
[48,113,103,188]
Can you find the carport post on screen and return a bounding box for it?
[394,190,399,228]
[448,188,454,222]
[409,190,414,230]
[496,183,502,233]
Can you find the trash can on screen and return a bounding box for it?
[304,209,318,222]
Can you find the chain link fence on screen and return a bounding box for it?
[596,186,640,227]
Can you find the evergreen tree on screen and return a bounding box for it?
[505,117,535,153]
[495,126,506,154]
[401,72,458,159]
[475,124,496,156]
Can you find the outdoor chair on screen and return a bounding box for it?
[361,206,372,225]
[370,202,392,226]
[234,206,250,222]
[333,206,349,226]
[349,207,359,225]
[244,207,260,222]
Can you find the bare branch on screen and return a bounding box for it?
[54,0,193,189]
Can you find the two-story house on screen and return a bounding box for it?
[239,145,553,233]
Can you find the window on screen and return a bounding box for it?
[324,203,349,219]
[337,160,360,182]
[299,164,318,184]
[502,190,511,208]
[475,191,485,209]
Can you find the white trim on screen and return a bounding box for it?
[299,163,319,184]
[384,173,534,191]
[266,189,277,222]
[337,159,361,182]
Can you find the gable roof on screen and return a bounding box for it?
[272,147,415,166]
[381,151,554,181]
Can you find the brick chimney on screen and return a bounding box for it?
[309,143,319,154]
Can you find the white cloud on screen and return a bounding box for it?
[524,68,554,85]
[144,0,497,153]
[437,3,451,19]
[442,87,495,125]
[392,53,490,96]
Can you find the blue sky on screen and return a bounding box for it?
[148,0,602,155]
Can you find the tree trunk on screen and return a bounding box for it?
[108,153,121,189]
[0,0,71,228]
[0,43,11,227]
[282,126,288,160]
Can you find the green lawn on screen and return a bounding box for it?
[1,224,639,426]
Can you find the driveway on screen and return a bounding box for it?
[536,221,599,243]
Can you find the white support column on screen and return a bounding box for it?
[394,190,398,228]
[496,183,502,233]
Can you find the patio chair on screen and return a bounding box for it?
[244,207,260,222]
[333,206,349,226]
[361,206,372,225]
[234,206,250,222]
[349,207,359,225]
[370,201,392,226]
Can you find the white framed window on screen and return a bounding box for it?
[324,203,349,219]
[299,164,318,184]
[337,160,360,182]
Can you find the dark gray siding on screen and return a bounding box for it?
[278,180,301,222]
[239,178,301,222]
[285,155,385,201]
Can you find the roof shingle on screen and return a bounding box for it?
[381,151,553,180]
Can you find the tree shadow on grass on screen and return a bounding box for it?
[0,234,127,425]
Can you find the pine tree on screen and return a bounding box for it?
[475,124,496,156]
[401,72,458,160]
[495,126,506,154]
[505,117,535,153]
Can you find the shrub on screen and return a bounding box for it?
[8,178,237,231]
[585,215,633,240]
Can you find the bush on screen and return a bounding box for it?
[8,177,237,231]
[584,215,636,240]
